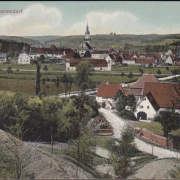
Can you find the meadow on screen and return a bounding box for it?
[0,64,177,95]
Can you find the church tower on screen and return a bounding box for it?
[84,22,91,44]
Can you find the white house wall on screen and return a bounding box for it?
[134,96,157,120]
[122,60,135,64]
[18,53,31,64]
[96,96,114,104]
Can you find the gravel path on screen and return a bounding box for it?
[99,108,180,159]
[99,108,128,139]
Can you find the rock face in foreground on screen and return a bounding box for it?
[129,158,178,179]
[0,130,93,179]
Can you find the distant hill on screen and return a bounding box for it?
[0,36,40,45]
[23,36,61,44]
[45,34,180,51]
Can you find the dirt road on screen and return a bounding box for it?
[99,108,180,159]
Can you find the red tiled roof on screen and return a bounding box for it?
[69,58,108,67]
[127,88,143,96]
[135,58,155,64]
[96,83,125,98]
[130,74,158,89]
[143,82,180,109]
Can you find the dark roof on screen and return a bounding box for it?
[96,83,125,98]
[135,58,155,64]
[143,82,180,109]
[69,58,108,67]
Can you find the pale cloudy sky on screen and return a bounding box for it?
[0,1,180,36]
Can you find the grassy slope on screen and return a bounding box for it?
[0,36,40,45]
[45,34,180,50]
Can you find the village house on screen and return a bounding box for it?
[91,49,114,59]
[0,53,7,63]
[96,82,125,109]
[134,82,180,121]
[18,52,31,64]
[127,74,158,102]
[135,57,156,67]
[122,58,136,65]
[66,58,111,71]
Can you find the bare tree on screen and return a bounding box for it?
[0,129,33,179]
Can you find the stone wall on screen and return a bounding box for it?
[133,127,174,149]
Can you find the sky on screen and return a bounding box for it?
[0,1,180,36]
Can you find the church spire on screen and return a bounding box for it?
[84,22,91,43]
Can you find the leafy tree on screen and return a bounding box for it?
[107,128,137,178]
[154,111,180,145]
[42,97,63,154]
[114,90,136,120]
[120,72,125,80]
[41,78,47,96]
[60,74,69,96]
[84,96,100,118]
[0,91,28,137]
[33,55,45,96]
[127,72,133,81]
[138,68,144,75]
[171,68,180,81]
[43,65,48,71]
[127,95,136,113]
[67,128,96,178]
[67,75,74,96]
[24,97,44,141]
[55,76,61,95]
[148,63,153,68]
[157,69,162,75]
[76,61,91,94]
[6,66,13,74]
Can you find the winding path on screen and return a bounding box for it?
[99,108,180,159]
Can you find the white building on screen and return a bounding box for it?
[134,82,180,121]
[0,53,7,63]
[66,58,111,71]
[165,49,173,56]
[122,59,136,65]
[91,50,109,59]
[96,82,125,107]
[18,52,31,64]
[165,55,173,65]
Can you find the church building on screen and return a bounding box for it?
[77,23,93,58]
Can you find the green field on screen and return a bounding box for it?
[0,64,177,95]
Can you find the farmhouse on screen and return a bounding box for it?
[127,74,158,102]
[96,82,125,109]
[135,58,156,67]
[134,82,180,120]
[66,58,111,71]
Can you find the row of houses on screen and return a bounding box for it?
[95,74,180,121]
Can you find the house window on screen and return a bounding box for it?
[140,105,143,109]
[147,106,149,109]
[143,98,146,101]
